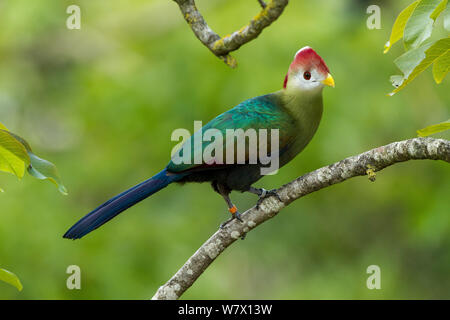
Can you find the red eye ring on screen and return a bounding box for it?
[303,71,311,80]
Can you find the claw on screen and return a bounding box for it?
[220,208,243,229]
[256,189,281,209]
[219,219,232,229]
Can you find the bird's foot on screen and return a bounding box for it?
[219,206,243,229]
[256,188,282,210]
[219,212,247,240]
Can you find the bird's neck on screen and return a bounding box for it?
[278,87,323,129]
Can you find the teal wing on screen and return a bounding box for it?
[167,94,296,173]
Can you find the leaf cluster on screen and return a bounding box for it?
[385,0,449,136]
[0,121,67,194]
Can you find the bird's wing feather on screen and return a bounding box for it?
[167,94,296,173]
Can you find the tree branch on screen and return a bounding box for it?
[173,0,289,67]
[152,137,450,300]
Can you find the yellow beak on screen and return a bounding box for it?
[321,73,335,88]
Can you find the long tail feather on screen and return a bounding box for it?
[63,169,183,239]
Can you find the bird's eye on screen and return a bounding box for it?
[303,71,311,80]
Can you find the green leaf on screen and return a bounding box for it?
[390,41,433,89]
[430,0,448,20]
[0,129,30,178]
[390,38,450,94]
[27,152,68,195]
[404,0,443,50]
[384,0,421,53]
[1,124,13,191]
[0,268,23,291]
[432,49,450,83]
[390,74,406,87]
[417,119,450,136]
[443,3,450,32]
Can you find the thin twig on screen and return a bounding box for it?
[152,137,450,299]
[172,0,289,67]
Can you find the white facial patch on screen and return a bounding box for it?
[287,67,324,91]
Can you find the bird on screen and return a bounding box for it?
[63,46,334,240]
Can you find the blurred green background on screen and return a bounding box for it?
[0,0,449,299]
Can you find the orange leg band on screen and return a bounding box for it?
[228,205,237,214]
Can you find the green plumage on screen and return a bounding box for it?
[168,89,323,175]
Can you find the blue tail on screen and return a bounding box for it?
[63,169,184,239]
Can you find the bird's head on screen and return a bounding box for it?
[283,46,334,92]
